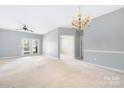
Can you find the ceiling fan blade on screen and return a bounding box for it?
[28,29,34,32]
[16,28,22,31]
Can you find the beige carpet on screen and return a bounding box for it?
[0,55,124,88]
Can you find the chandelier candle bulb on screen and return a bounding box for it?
[72,6,91,31]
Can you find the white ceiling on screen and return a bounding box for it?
[0,5,123,34]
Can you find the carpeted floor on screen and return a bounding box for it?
[0,55,124,88]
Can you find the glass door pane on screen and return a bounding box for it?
[32,40,39,54]
[22,39,31,55]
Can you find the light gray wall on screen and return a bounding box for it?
[84,8,124,70]
[43,28,59,58]
[0,29,43,57]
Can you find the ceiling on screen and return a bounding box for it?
[0,5,123,34]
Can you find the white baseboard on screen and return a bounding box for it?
[85,62,124,74]
[0,56,20,60]
[0,54,42,60]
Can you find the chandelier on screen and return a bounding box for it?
[72,6,91,59]
[72,6,91,31]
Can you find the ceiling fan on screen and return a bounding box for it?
[16,24,34,32]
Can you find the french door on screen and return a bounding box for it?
[21,38,40,56]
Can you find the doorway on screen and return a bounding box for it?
[21,38,40,56]
[60,35,75,59]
